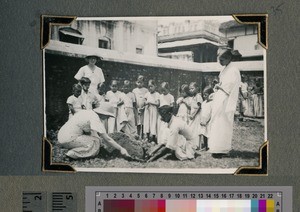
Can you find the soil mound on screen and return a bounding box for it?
[105,132,145,159]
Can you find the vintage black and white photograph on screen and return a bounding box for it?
[44,16,266,173]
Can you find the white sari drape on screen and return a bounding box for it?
[209,63,241,153]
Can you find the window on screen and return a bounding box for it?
[99,40,108,49]
[59,27,84,44]
[98,37,111,49]
[136,45,144,54]
[228,40,234,49]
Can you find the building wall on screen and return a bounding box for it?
[157,20,221,63]
[158,20,222,37]
[234,34,263,51]
[51,20,158,56]
[158,43,218,63]
[225,25,257,38]
[221,24,263,58]
[158,51,194,62]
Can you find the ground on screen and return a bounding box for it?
[49,118,264,170]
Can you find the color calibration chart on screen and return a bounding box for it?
[85,187,292,212]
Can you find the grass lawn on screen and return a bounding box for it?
[49,118,264,171]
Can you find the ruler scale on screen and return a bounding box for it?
[52,192,77,212]
[22,192,47,212]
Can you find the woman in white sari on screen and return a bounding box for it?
[209,47,241,158]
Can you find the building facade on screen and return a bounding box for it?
[157,20,222,63]
[219,20,264,61]
[50,20,158,56]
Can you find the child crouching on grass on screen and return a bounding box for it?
[199,86,214,151]
[66,84,83,119]
[143,80,160,143]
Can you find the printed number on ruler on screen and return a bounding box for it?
[52,192,77,212]
[22,192,47,212]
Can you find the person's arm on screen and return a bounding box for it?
[117,98,124,106]
[150,101,159,106]
[144,94,149,106]
[218,67,240,95]
[147,146,171,162]
[67,104,76,115]
[131,93,137,108]
[92,95,99,109]
[190,106,201,120]
[99,133,130,157]
[239,84,248,99]
[239,86,243,96]
[133,102,137,108]
[139,106,145,113]
[239,84,245,97]
[99,67,105,84]
[182,99,191,110]
[200,114,210,126]
[189,97,201,119]
[157,98,160,108]
[74,67,84,81]
[118,92,127,107]
[170,95,175,107]
[117,101,124,106]
[258,87,263,95]
[67,97,76,114]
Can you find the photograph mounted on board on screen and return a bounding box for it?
[43,16,266,174]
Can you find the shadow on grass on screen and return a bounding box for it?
[162,150,259,161]
[162,153,177,161]
[227,150,259,159]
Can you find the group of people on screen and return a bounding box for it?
[239,75,264,118]
[57,46,245,162]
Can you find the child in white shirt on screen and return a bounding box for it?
[132,75,148,138]
[66,84,83,119]
[199,86,214,151]
[143,80,160,143]
[106,80,127,133]
[122,80,137,136]
[79,77,98,110]
[188,82,203,149]
[157,82,174,144]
